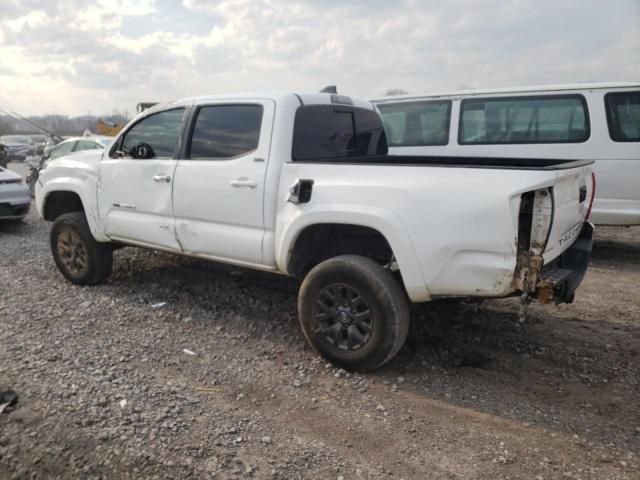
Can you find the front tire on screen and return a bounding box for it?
[298,255,410,371]
[50,212,113,285]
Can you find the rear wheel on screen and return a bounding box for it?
[50,212,113,285]
[298,255,409,371]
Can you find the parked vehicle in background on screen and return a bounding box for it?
[0,144,8,168]
[28,134,51,156]
[0,166,30,220]
[27,136,113,196]
[373,83,640,226]
[0,135,32,161]
[42,135,113,162]
[36,92,594,370]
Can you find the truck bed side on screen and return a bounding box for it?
[276,160,592,302]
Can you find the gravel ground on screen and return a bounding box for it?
[1,162,639,479]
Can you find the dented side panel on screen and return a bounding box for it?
[97,158,181,251]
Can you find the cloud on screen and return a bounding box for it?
[0,0,638,115]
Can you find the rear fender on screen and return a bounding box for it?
[276,204,430,302]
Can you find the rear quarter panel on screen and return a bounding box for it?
[276,162,563,302]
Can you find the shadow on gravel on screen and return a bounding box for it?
[109,248,300,324]
[102,247,639,447]
[381,298,640,446]
[0,219,28,235]
[592,238,640,269]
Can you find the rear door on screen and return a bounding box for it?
[172,100,275,265]
[98,107,187,250]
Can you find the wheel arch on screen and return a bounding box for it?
[40,182,107,241]
[43,190,85,221]
[277,208,430,302]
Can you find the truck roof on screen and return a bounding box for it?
[147,92,375,113]
[371,82,640,103]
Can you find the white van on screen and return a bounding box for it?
[372,83,640,225]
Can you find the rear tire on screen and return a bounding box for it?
[50,212,112,285]
[298,255,410,371]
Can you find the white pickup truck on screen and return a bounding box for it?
[36,92,595,370]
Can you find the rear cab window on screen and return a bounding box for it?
[605,91,640,142]
[292,105,387,161]
[376,100,451,146]
[459,95,590,144]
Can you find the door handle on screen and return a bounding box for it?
[230,178,258,189]
[152,175,171,183]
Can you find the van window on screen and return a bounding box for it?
[459,95,589,144]
[292,105,388,161]
[605,91,640,142]
[188,105,263,159]
[377,100,451,146]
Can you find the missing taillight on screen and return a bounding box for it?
[517,188,554,254]
[517,191,535,251]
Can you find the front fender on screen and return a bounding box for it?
[36,173,107,242]
[275,203,430,302]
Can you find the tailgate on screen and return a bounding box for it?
[543,164,594,262]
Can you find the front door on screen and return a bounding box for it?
[172,100,275,265]
[98,107,187,251]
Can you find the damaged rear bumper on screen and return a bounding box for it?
[535,222,594,304]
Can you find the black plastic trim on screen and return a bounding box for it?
[546,222,594,304]
[290,156,594,170]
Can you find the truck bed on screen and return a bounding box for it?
[293,156,594,170]
[278,157,593,302]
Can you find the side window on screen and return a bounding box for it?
[377,100,451,146]
[49,141,76,160]
[292,105,387,161]
[188,105,263,159]
[74,140,100,152]
[120,108,185,159]
[605,91,640,142]
[459,95,589,144]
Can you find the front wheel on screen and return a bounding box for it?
[50,212,113,285]
[298,255,410,371]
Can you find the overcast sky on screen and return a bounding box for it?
[1,0,638,116]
